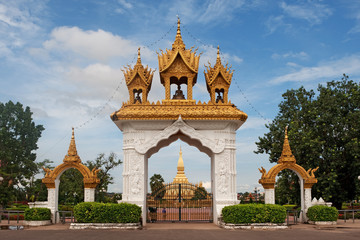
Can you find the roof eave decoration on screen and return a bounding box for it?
[42,128,100,189]
[122,48,155,89]
[110,100,248,121]
[258,126,319,189]
[204,46,234,89]
[157,18,200,74]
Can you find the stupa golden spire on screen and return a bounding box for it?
[173,146,189,183]
[63,127,81,163]
[278,126,296,164]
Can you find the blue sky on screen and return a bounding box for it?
[1,0,360,194]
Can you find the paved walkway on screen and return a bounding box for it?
[1,220,360,240]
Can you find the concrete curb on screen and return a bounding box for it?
[23,220,52,227]
[69,223,142,230]
[220,222,288,230]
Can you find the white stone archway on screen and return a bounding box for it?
[116,116,242,225]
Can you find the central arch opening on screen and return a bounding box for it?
[146,137,213,223]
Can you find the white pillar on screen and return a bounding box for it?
[47,188,56,223]
[264,188,275,204]
[304,188,312,221]
[299,179,305,222]
[84,188,96,202]
[213,149,237,224]
[122,149,146,225]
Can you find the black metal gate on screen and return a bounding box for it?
[147,183,213,223]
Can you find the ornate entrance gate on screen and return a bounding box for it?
[147,183,213,222]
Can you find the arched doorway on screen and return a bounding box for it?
[42,129,100,222]
[258,127,319,221]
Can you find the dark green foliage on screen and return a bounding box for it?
[0,101,44,207]
[222,204,286,224]
[59,168,84,205]
[193,186,208,200]
[150,174,165,199]
[24,208,51,221]
[307,205,338,221]
[74,202,141,223]
[255,75,360,209]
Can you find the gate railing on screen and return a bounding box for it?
[0,210,25,224]
[55,210,75,224]
[286,210,302,225]
[338,209,360,223]
[147,183,213,222]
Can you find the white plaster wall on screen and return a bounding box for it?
[116,117,243,225]
[84,188,96,202]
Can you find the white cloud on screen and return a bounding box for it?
[270,55,360,84]
[118,0,133,9]
[202,181,211,190]
[238,184,250,191]
[272,51,309,60]
[280,1,332,25]
[43,26,139,62]
[265,15,290,34]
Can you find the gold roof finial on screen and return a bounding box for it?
[136,47,142,65]
[64,127,81,163]
[278,125,296,164]
[172,17,185,50]
[216,45,221,64]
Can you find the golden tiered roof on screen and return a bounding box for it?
[122,48,154,104]
[158,18,200,75]
[111,18,247,122]
[204,46,234,103]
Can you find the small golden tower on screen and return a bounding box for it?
[204,46,234,104]
[63,127,81,163]
[278,126,296,164]
[157,18,200,100]
[173,146,189,184]
[122,48,154,104]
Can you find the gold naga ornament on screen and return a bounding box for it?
[258,126,319,189]
[42,128,100,188]
[111,18,247,122]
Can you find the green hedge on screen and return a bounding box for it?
[74,202,141,223]
[222,204,287,224]
[307,205,338,221]
[24,208,51,221]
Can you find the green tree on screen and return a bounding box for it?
[0,101,44,207]
[86,152,122,202]
[255,75,360,209]
[193,186,208,200]
[150,174,165,198]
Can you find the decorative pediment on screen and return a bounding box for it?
[135,116,225,156]
[204,46,233,87]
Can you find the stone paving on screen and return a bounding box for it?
[1,220,360,240]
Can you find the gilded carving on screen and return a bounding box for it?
[204,46,233,104]
[42,128,100,189]
[258,127,319,189]
[122,48,154,104]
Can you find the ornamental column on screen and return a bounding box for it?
[213,148,238,223]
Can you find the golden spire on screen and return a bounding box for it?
[172,17,185,50]
[136,47,142,65]
[63,127,81,163]
[173,146,189,183]
[216,45,221,65]
[278,126,296,164]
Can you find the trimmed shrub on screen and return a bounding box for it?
[222,204,286,224]
[74,202,141,223]
[307,205,338,221]
[24,208,51,221]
